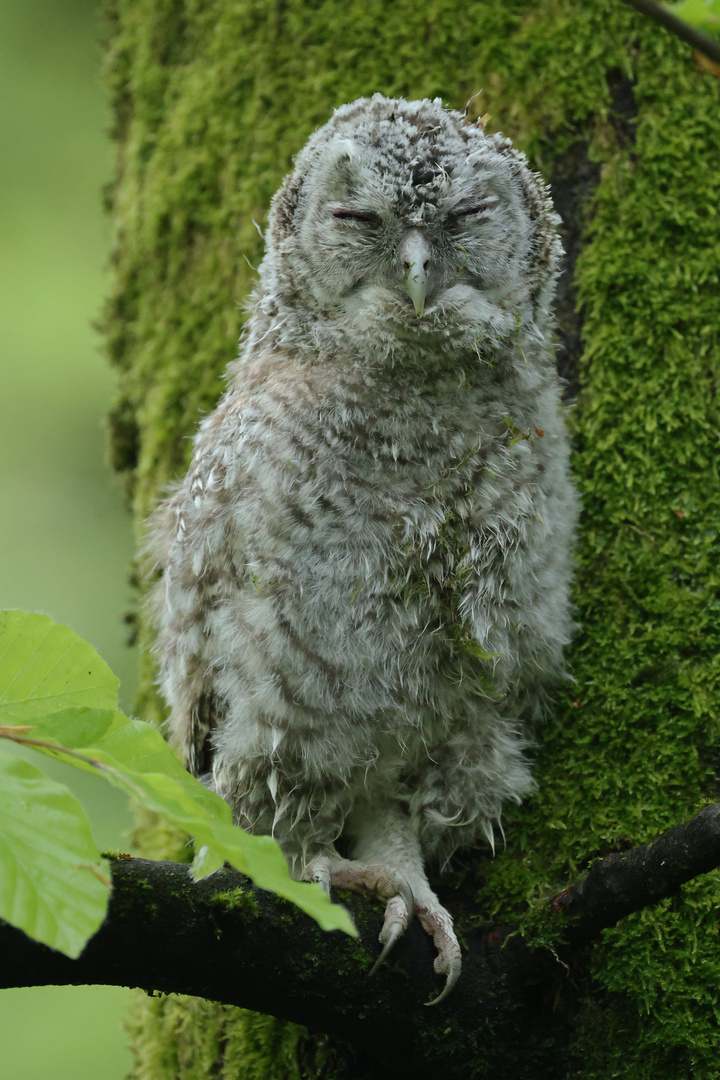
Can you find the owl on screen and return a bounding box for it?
[148,94,576,1004]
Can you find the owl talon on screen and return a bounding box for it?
[394,875,415,922]
[304,859,332,896]
[425,956,462,1006]
[369,920,404,975]
[370,885,414,972]
[416,902,463,1005]
[303,857,416,972]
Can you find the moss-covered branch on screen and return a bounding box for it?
[554,804,720,949]
[3,805,719,1079]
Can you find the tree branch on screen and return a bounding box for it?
[552,804,720,947]
[622,0,720,65]
[2,806,719,1079]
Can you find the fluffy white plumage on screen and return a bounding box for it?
[148,94,577,1001]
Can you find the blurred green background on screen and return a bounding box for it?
[1,0,136,1075]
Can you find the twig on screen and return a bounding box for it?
[621,0,720,65]
[552,804,720,948]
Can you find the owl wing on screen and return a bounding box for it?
[146,391,251,780]
[180,688,220,778]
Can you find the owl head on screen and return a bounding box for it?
[255,95,562,359]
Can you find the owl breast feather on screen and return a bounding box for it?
[178,353,570,737]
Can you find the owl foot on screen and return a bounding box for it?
[303,855,461,1001]
[417,903,462,1006]
[369,890,414,975]
[303,856,415,970]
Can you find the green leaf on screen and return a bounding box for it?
[0,610,118,722]
[95,714,231,822]
[48,718,354,934]
[78,727,356,935]
[189,818,356,934]
[0,753,110,958]
[27,707,118,747]
[0,612,356,938]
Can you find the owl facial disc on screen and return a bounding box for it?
[261,93,563,365]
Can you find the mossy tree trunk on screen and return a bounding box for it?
[102,1,720,1076]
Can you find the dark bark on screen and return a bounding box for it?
[550,141,601,398]
[2,805,719,1079]
[554,804,720,949]
[550,68,639,399]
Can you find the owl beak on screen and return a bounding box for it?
[401,232,430,316]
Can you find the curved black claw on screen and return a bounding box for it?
[369,874,415,974]
[369,921,405,976]
[425,955,462,1006]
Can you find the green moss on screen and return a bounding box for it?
[103,0,720,1075]
[126,994,312,1080]
[209,888,260,917]
[129,806,194,864]
[126,993,359,1080]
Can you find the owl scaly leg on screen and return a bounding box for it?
[347,803,462,1005]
